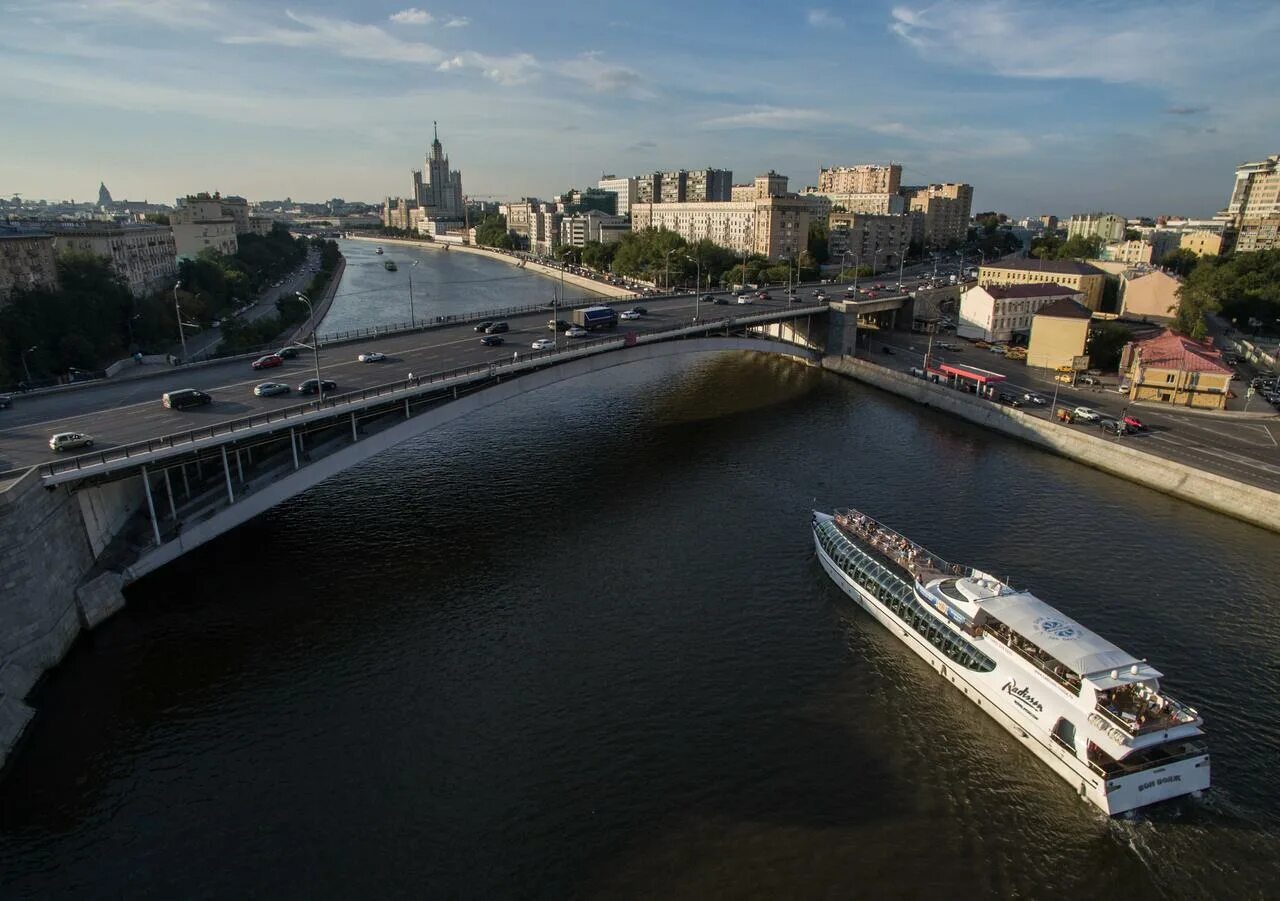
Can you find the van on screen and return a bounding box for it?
[162,388,212,410]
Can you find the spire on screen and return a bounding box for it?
[433,120,438,142]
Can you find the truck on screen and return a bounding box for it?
[573,305,618,331]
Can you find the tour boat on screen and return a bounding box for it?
[384,260,397,271]
[376,246,384,254]
[812,508,1209,815]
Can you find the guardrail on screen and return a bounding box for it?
[314,296,610,345]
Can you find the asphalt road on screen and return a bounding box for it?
[0,291,816,472]
[865,333,1280,493]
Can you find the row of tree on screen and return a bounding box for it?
[1173,248,1280,339]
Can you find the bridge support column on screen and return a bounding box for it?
[351,413,358,441]
[182,464,191,499]
[235,450,244,485]
[290,428,299,470]
[141,465,161,547]
[404,398,410,419]
[221,446,235,504]
[164,469,176,519]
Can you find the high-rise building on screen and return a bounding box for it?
[818,164,901,195]
[0,227,59,306]
[827,212,913,269]
[630,196,811,261]
[754,171,789,199]
[53,223,178,297]
[902,183,973,248]
[660,170,687,203]
[636,173,661,204]
[1221,154,1280,252]
[684,168,733,202]
[417,122,464,221]
[597,175,638,217]
[1067,213,1127,243]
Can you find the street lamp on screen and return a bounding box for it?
[840,250,854,286]
[408,260,419,327]
[684,254,701,323]
[294,292,325,401]
[20,345,37,383]
[664,247,680,294]
[173,280,188,362]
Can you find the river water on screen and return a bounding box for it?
[1,250,1278,898]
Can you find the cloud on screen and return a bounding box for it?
[225,10,444,65]
[22,0,218,28]
[807,8,845,28]
[1163,106,1206,116]
[437,50,539,85]
[558,51,650,97]
[444,16,469,27]
[626,139,657,152]
[700,106,826,129]
[389,8,433,25]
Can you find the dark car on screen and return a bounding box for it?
[485,322,509,334]
[998,392,1023,407]
[162,388,212,410]
[276,346,303,359]
[480,334,505,346]
[713,297,729,305]
[632,306,648,315]
[880,346,895,355]
[0,394,11,409]
[548,318,571,331]
[1098,418,1125,435]
[701,294,715,303]
[297,378,337,395]
[474,321,494,333]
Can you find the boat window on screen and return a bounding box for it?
[1052,717,1077,753]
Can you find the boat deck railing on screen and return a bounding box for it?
[1087,740,1207,779]
[1094,694,1200,737]
[832,508,973,581]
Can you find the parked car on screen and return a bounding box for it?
[565,326,589,338]
[162,388,212,410]
[474,321,494,333]
[1079,375,1099,386]
[297,378,336,395]
[480,334,505,346]
[620,310,642,320]
[49,432,93,452]
[1117,382,1131,393]
[1023,392,1047,405]
[251,354,283,371]
[254,382,290,397]
[1072,406,1101,422]
[358,351,386,363]
[531,338,555,351]
[998,392,1023,407]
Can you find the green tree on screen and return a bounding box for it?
[807,221,830,265]
[1056,234,1104,260]
[1087,322,1133,371]
[1123,228,1142,241]
[474,215,514,249]
[1159,247,1201,278]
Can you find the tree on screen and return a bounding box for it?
[1173,249,1280,337]
[1056,234,1104,260]
[1123,228,1142,241]
[1159,247,1201,278]
[807,221,830,265]
[474,215,514,250]
[1087,322,1133,371]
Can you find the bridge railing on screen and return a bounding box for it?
[36,308,825,480]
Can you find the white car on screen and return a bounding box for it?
[358,351,386,363]
[565,326,588,338]
[620,309,642,320]
[1073,406,1101,422]
[737,296,753,304]
[531,338,555,350]
[50,432,93,452]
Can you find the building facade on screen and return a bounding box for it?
[1235,214,1280,253]
[1121,329,1232,409]
[730,184,756,202]
[827,212,912,269]
[597,175,637,217]
[979,259,1107,311]
[684,168,732,202]
[418,123,465,221]
[818,164,902,195]
[0,230,59,304]
[903,183,973,247]
[957,283,1086,343]
[53,224,178,297]
[171,193,240,259]
[1119,268,1181,322]
[754,171,789,199]
[1026,296,1093,370]
[1067,213,1127,243]
[630,195,811,261]
[659,170,687,203]
[636,173,661,204]
[1179,230,1225,257]
[560,211,629,247]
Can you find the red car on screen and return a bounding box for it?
[251,354,283,370]
[756,291,770,300]
[1123,415,1146,431]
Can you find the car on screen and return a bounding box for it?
[297,378,337,395]
[998,392,1023,407]
[632,306,648,315]
[276,346,303,359]
[548,318,571,331]
[701,294,716,303]
[251,354,283,370]
[485,321,509,334]
[480,334,505,346]
[565,326,589,338]
[880,346,895,355]
[49,432,93,452]
[620,310,642,320]
[254,382,290,397]
[0,394,11,409]
[1023,392,1047,405]
[1117,382,1131,393]
[474,321,494,333]
[531,338,555,351]
[1098,418,1125,435]
[737,296,753,305]
[1122,415,1146,431]
[210,319,222,328]
[756,292,771,300]
[1073,406,1101,422]
[714,297,729,305]
[989,345,1007,354]
[358,351,386,363]
[814,291,828,300]
[1079,375,1099,386]
[162,388,212,409]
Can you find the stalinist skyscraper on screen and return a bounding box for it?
[414,122,464,221]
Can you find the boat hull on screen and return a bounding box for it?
[813,529,1209,815]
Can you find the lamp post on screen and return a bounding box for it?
[664,247,680,295]
[684,254,701,323]
[840,250,854,286]
[294,292,324,401]
[20,345,37,383]
[408,260,419,327]
[173,281,188,362]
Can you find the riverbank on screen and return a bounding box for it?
[344,235,636,299]
[823,355,1280,533]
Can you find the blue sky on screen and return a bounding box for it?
[2,0,1277,217]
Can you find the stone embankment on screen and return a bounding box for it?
[345,235,636,299]
[823,355,1280,533]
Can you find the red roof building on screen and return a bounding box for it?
[1122,329,1233,409]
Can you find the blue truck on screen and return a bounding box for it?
[573,305,618,331]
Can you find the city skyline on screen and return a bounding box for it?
[2,0,1278,216]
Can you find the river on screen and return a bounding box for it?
[1,250,1277,898]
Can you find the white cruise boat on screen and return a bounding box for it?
[813,508,1209,815]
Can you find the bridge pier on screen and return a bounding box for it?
[221,447,235,504]
[141,465,161,547]
[290,428,299,470]
[164,469,177,520]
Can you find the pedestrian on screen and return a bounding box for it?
[407,371,414,384]
[513,351,519,362]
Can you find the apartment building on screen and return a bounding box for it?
[1026,296,1092,370]
[660,170,687,203]
[1119,268,1181,322]
[684,168,732,202]
[172,195,238,259]
[827,212,912,269]
[0,229,59,305]
[818,164,901,195]
[979,258,1107,311]
[53,224,178,297]
[1179,230,1226,257]
[597,175,638,217]
[903,183,973,247]
[560,211,629,247]
[730,184,756,202]
[754,171,789,199]
[630,195,810,261]
[636,173,661,204]
[958,283,1087,343]
[1067,212,1127,243]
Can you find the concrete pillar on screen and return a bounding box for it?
[141,465,161,547]
[290,428,299,470]
[164,468,176,519]
[404,398,410,418]
[235,449,244,485]
[182,464,191,498]
[221,446,235,503]
[351,412,358,441]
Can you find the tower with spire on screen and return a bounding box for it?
[415,121,464,221]
[97,181,113,208]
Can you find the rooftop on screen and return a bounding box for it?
[1033,296,1093,320]
[1133,329,1233,375]
[983,258,1106,277]
[984,282,1080,300]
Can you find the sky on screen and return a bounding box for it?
[2,0,1278,218]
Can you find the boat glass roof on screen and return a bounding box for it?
[978,591,1141,676]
